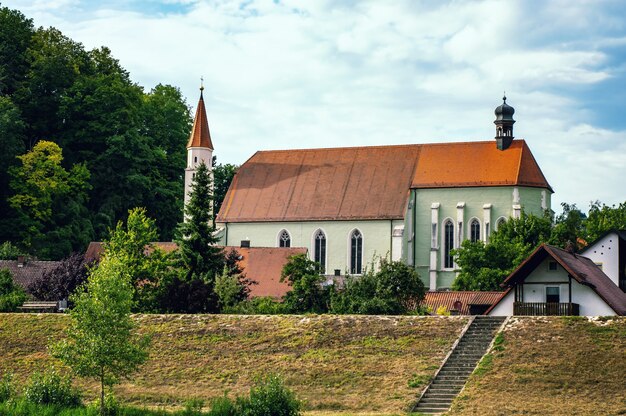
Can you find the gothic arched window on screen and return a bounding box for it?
[313,229,326,273]
[470,219,480,242]
[278,229,291,248]
[350,229,363,274]
[444,220,454,269]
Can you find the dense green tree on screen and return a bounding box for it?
[0,6,34,95]
[166,162,224,312]
[52,256,150,416]
[212,160,238,220]
[0,268,27,312]
[280,254,330,314]
[9,140,92,258]
[141,84,191,239]
[0,97,26,242]
[330,259,424,315]
[549,202,585,250]
[103,207,171,311]
[585,201,626,243]
[453,211,552,291]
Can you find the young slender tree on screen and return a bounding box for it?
[52,256,150,415]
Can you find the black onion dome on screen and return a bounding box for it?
[495,95,515,121]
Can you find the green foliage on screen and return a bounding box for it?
[330,259,425,315]
[280,254,330,314]
[0,373,14,403]
[0,268,27,312]
[9,140,92,259]
[104,207,171,312]
[549,202,585,250]
[225,296,286,315]
[407,374,431,388]
[214,267,247,311]
[170,162,224,313]
[52,256,150,415]
[0,241,23,260]
[212,162,238,221]
[23,370,82,408]
[452,211,552,291]
[207,374,301,416]
[0,6,34,95]
[585,201,626,243]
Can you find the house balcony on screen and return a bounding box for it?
[513,302,580,316]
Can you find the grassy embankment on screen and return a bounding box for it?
[2,314,625,416]
[0,314,466,415]
[449,316,626,416]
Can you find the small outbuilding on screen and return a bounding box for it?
[487,243,626,316]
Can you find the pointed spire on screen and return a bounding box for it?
[187,82,213,150]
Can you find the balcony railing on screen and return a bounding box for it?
[514,302,580,316]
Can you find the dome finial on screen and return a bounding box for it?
[200,76,204,92]
[503,91,506,102]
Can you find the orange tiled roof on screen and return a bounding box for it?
[187,92,213,149]
[226,246,307,299]
[421,291,505,315]
[217,140,551,223]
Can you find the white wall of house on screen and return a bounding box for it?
[218,219,403,275]
[489,258,618,316]
[488,291,514,316]
[581,232,620,286]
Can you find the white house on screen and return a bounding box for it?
[487,243,626,316]
[579,230,626,293]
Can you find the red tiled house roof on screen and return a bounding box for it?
[217,140,551,223]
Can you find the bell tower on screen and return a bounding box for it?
[494,94,515,150]
[184,83,214,210]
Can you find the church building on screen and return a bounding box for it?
[184,93,552,290]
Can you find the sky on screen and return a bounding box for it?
[4,0,626,213]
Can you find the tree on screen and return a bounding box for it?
[9,140,92,258]
[103,207,171,312]
[141,84,192,239]
[212,161,238,220]
[330,259,424,315]
[452,211,552,291]
[52,256,150,415]
[0,97,26,243]
[27,252,89,302]
[585,201,626,243]
[171,161,225,312]
[0,6,34,96]
[0,269,27,312]
[280,254,330,314]
[549,202,585,251]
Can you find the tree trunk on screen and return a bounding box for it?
[100,369,105,416]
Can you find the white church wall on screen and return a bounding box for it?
[220,219,401,275]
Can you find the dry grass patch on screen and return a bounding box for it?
[0,314,466,413]
[449,316,626,416]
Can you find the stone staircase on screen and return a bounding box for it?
[412,316,506,414]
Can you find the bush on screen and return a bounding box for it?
[0,242,22,260]
[23,370,82,408]
[224,297,285,315]
[0,268,27,312]
[0,373,14,403]
[280,254,330,314]
[330,259,424,315]
[27,252,90,302]
[206,374,301,416]
[243,374,301,416]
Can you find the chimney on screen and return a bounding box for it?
[17,256,26,267]
[240,240,250,248]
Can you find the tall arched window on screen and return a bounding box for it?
[444,220,454,269]
[497,217,506,230]
[470,219,480,242]
[278,229,291,247]
[313,229,326,273]
[350,229,363,274]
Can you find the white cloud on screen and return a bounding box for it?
[2,0,625,210]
